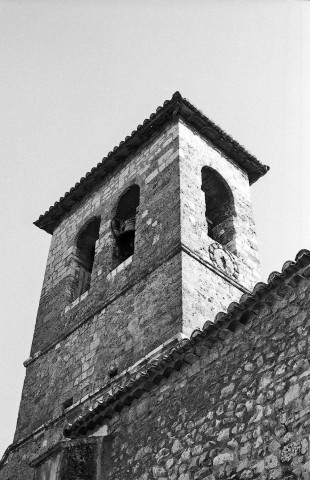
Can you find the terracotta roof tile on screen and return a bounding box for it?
[34,91,269,234]
[64,248,310,438]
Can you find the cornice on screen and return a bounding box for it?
[34,91,269,234]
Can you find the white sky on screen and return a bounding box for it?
[0,0,309,459]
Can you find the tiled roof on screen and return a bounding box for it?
[34,91,269,234]
[64,248,310,438]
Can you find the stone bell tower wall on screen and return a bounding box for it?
[181,252,243,336]
[14,254,182,443]
[16,120,185,442]
[30,120,182,357]
[179,120,261,293]
[179,121,261,333]
[17,117,263,443]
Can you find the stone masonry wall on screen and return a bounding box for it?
[100,270,310,479]
[14,120,186,443]
[14,254,182,443]
[179,120,261,293]
[181,252,243,336]
[31,120,180,356]
[4,262,309,480]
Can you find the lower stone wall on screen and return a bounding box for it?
[0,448,33,480]
[105,274,310,479]
[2,268,310,479]
[0,431,59,480]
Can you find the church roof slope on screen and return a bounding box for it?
[64,248,310,438]
[34,91,269,234]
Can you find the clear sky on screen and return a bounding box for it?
[0,0,309,459]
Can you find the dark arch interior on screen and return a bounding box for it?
[72,217,101,300]
[116,185,140,221]
[112,185,140,266]
[77,217,101,272]
[201,167,235,248]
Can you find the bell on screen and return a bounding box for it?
[117,217,136,257]
[119,217,136,235]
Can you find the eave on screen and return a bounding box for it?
[34,91,269,234]
[64,248,310,438]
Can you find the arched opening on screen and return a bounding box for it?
[201,167,235,251]
[72,217,101,300]
[111,185,140,267]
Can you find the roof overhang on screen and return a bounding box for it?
[34,91,269,234]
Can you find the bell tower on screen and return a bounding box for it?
[0,92,268,480]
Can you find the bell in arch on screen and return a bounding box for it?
[111,185,140,262]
